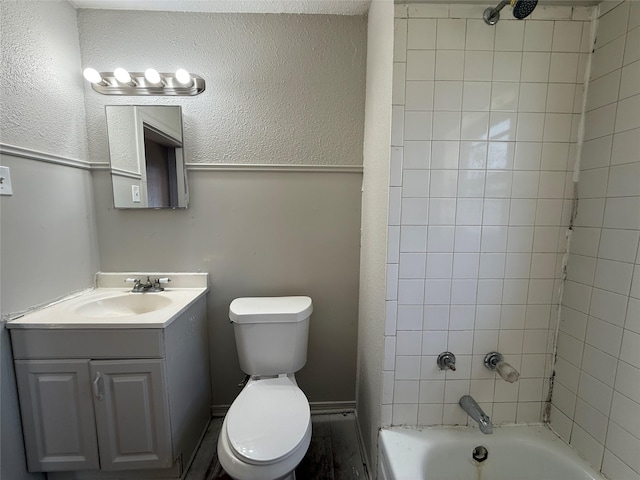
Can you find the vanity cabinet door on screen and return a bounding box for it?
[14,360,100,472]
[90,359,172,470]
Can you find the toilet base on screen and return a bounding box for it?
[220,470,295,480]
[221,471,295,480]
[217,413,311,480]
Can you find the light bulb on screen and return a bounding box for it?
[144,68,162,85]
[114,67,133,84]
[83,68,103,84]
[175,68,192,86]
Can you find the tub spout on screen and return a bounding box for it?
[459,395,493,434]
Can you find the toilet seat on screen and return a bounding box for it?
[226,376,310,466]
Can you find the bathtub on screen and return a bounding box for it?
[378,425,605,480]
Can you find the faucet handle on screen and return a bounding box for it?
[437,351,457,371]
[125,278,143,293]
[484,351,519,383]
[151,277,171,292]
[496,360,520,383]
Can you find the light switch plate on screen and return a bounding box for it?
[132,184,141,203]
[0,166,13,195]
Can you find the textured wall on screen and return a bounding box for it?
[78,9,367,166]
[0,1,365,474]
[0,3,98,480]
[356,0,394,470]
[551,2,640,478]
[385,3,593,429]
[0,0,88,159]
[80,8,367,406]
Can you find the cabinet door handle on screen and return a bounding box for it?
[92,372,104,400]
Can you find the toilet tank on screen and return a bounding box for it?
[229,296,312,376]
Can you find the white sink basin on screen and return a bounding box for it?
[73,294,173,318]
[6,272,209,329]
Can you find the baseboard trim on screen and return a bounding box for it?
[354,409,372,480]
[211,400,356,418]
[210,405,228,417]
[309,401,357,414]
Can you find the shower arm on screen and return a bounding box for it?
[483,0,510,25]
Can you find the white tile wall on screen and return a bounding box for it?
[388,5,639,477]
[387,4,591,430]
[551,1,640,479]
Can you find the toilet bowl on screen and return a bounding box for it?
[218,296,313,480]
[217,376,311,480]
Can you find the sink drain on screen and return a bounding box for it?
[472,446,488,463]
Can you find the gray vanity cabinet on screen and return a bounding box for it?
[14,358,171,472]
[9,295,211,479]
[14,359,100,472]
[90,359,171,471]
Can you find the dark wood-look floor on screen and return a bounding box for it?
[185,413,369,480]
[296,413,369,480]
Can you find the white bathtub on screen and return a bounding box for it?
[378,425,605,480]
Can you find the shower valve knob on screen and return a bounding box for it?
[437,352,457,371]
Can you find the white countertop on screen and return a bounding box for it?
[6,272,209,329]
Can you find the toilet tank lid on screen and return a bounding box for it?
[229,296,313,323]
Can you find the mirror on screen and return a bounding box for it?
[105,105,188,209]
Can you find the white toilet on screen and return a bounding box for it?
[217,296,313,480]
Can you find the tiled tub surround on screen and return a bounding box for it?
[385,4,594,428]
[550,1,640,479]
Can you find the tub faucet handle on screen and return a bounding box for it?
[437,352,457,371]
[484,352,519,383]
[496,360,519,383]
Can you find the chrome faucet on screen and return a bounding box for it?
[126,276,170,293]
[459,395,493,434]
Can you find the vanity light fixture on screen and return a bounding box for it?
[114,67,136,86]
[174,68,193,87]
[83,67,108,86]
[82,67,205,96]
[144,68,164,86]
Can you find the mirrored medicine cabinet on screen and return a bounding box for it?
[105,105,189,209]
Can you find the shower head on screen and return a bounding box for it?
[512,0,538,19]
[483,0,538,25]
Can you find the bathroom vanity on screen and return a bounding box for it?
[6,273,211,479]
